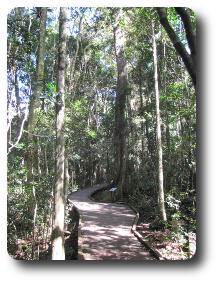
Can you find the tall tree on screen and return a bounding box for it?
[27,7,47,139]
[113,9,129,193]
[52,7,67,260]
[7,7,196,260]
[25,7,47,258]
[152,22,167,222]
[26,7,47,182]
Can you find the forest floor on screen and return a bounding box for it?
[91,187,196,261]
[136,222,195,260]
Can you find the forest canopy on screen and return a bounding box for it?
[7,7,196,260]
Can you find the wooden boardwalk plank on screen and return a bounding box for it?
[68,184,156,260]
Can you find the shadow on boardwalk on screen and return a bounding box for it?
[68,184,156,260]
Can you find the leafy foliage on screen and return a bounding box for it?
[7,7,196,260]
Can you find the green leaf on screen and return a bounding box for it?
[87,129,97,138]
[118,21,125,27]
[16,143,25,149]
[46,82,57,93]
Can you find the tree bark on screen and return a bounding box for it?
[24,10,47,256]
[113,9,129,194]
[156,8,196,88]
[14,69,21,117]
[152,22,167,222]
[26,7,47,183]
[27,8,47,136]
[64,158,70,199]
[52,7,67,260]
[68,15,83,94]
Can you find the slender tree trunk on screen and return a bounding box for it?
[68,15,83,94]
[31,188,38,259]
[14,69,20,117]
[26,7,47,183]
[71,167,75,188]
[113,9,129,194]
[23,8,47,258]
[152,22,167,222]
[27,8,47,138]
[162,36,171,192]
[43,145,49,174]
[7,107,28,154]
[138,66,146,161]
[52,7,67,260]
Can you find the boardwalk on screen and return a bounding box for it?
[68,184,156,260]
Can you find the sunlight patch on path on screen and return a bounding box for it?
[68,184,156,260]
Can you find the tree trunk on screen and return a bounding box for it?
[24,8,47,258]
[26,7,47,183]
[152,22,167,222]
[113,9,128,194]
[27,8,47,136]
[162,36,171,192]
[138,66,145,161]
[64,158,70,199]
[68,15,83,95]
[52,7,67,260]
[14,69,20,117]
[43,145,49,174]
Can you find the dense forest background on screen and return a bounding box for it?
[7,7,196,260]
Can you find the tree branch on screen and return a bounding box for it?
[7,109,28,155]
[156,8,196,87]
[175,8,196,66]
[24,130,55,139]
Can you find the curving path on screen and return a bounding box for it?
[68,184,156,260]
